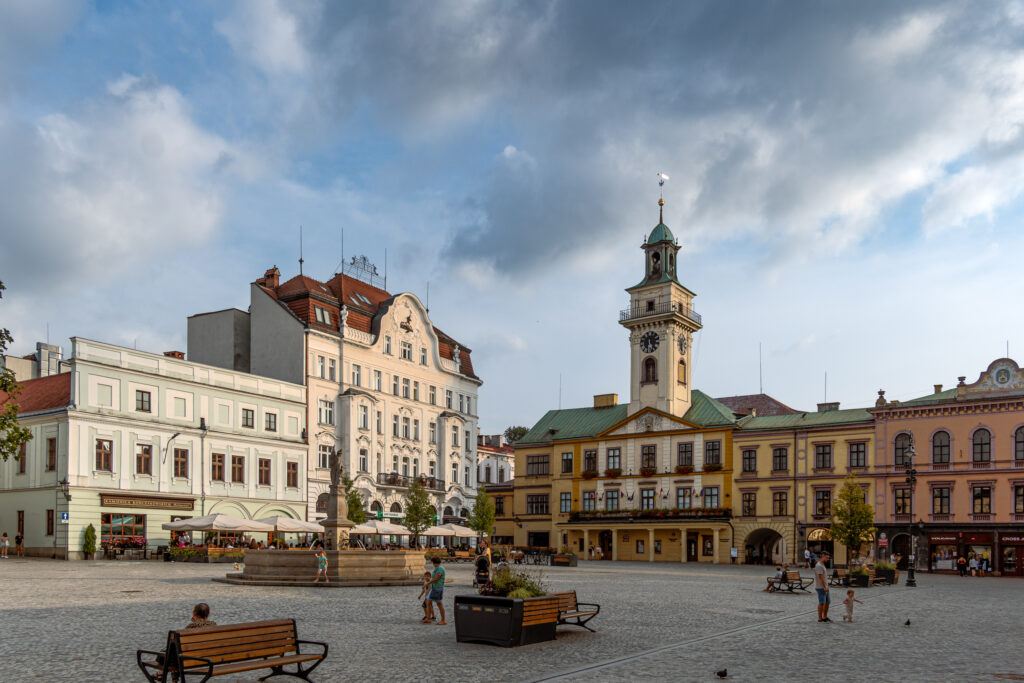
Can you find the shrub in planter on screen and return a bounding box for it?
[82,524,97,560]
[674,465,694,474]
[849,568,870,587]
[489,566,546,598]
[604,468,622,478]
[581,469,598,479]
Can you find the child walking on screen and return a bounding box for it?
[842,589,863,622]
[313,550,328,583]
[418,571,435,623]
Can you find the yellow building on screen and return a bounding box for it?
[484,481,515,546]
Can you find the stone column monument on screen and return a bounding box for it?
[322,449,354,551]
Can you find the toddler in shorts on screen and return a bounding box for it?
[842,589,863,622]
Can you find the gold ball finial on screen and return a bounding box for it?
[658,197,665,207]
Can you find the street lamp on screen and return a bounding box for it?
[53,478,71,559]
[904,444,919,588]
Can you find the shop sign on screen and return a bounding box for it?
[1000,536,1024,544]
[929,535,958,543]
[100,494,194,511]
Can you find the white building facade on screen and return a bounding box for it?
[0,338,307,558]
[477,434,515,487]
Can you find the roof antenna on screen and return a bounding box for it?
[299,225,304,276]
[384,248,388,290]
[425,281,430,312]
[657,172,669,224]
[759,342,763,394]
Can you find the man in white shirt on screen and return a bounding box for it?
[804,547,811,568]
[814,551,832,623]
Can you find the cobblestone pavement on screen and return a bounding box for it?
[0,557,1022,682]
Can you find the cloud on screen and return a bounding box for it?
[0,0,85,96]
[216,0,309,78]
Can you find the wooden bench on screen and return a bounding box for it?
[137,618,327,682]
[551,590,600,631]
[868,568,890,586]
[829,569,848,587]
[767,570,813,593]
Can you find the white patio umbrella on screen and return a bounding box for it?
[160,514,275,532]
[257,516,324,533]
[438,523,481,538]
[349,519,409,535]
[421,525,456,537]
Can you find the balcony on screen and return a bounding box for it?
[376,473,445,491]
[620,301,701,325]
[567,507,730,523]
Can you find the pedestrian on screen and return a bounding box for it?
[314,550,328,583]
[596,545,603,560]
[842,589,863,623]
[14,532,24,557]
[982,552,990,575]
[588,544,594,560]
[969,554,978,577]
[804,547,811,568]
[956,555,967,576]
[814,551,832,623]
[418,571,435,623]
[428,556,447,625]
[0,532,7,559]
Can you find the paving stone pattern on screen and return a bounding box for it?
[0,558,1021,682]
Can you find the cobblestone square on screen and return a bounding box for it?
[1,558,1021,682]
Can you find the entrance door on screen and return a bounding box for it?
[687,534,698,561]
[1003,547,1021,576]
[598,531,613,560]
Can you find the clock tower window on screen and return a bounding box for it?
[643,357,658,384]
[678,359,687,385]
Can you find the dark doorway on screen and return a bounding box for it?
[687,533,698,562]
[526,531,549,548]
[598,530,613,559]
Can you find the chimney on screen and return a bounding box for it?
[35,342,63,377]
[817,402,839,413]
[163,351,185,360]
[259,266,280,289]
[934,384,943,394]
[748,407,757,417]
[593,393,618,408]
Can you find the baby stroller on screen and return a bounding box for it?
[472,554,491,589]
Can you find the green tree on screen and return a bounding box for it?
[503,425,528,444]
[403,478,434,547]
[466,486,495,540]
[830,473,877,561]
[82,523,97,558]
[343,475,367,524]
[0,280,33,462]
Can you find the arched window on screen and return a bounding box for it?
[932,431,950,464]
[390,502,402,514]
[678,359,686,385]
[315,493,328,513]
[1016,427,1024,463]
[643,357,657,384]
[650,251,661,276]
[370,500,383,512]
[894,433,912,467]
[972,429,991,462]
[444,505,454,517]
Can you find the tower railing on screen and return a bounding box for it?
[619,301,701,325]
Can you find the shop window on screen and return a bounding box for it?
[101,513,146,547]
[932,431,950,464]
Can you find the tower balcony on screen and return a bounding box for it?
[619,301,701,326]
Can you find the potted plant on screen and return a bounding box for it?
[82,524,96,560]
[639,466,656,477]
[581,469,598,479]
[703,463,723,472]
[604,468,622,478]
[874,560,897,585]
[849,567,870,587]
[674,464,693,474]
[457,567,558,647]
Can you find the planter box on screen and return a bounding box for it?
[455,594,558,647]
[550,554,577,567]
[849,574,870,588]
[875,568,896,585]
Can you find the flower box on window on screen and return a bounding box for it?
[703,463,723,472]
[674,465,693,475]
[604,468,622,478]
[581,470,598,479]
[639,467,657,477]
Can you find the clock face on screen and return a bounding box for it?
[640,331,660,353]
[679,336,688,354]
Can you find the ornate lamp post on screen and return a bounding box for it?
[905,444,918,587]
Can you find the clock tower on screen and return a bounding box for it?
[620,196,703,417]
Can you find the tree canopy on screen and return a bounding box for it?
[466,486,495,539]
[503,425,528,444]
[830,474,877,559]
[343,476,367,524]
[403,478,434,546]
[0,280,32,463]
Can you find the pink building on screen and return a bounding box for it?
[872,358,1024,576]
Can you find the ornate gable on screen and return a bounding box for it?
[600,407,696,437]
[958,358,1024,399]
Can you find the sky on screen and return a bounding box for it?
[3,1,1024,433]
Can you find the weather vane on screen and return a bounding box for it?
[657,172,669,221]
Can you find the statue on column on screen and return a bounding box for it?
[323,448,353,550]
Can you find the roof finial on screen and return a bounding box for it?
[299,225,304,276]
[657,172,669,224]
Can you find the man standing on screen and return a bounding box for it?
[804,547,811,568]
[814,551,832,623]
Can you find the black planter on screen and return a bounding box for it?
[455,594,558,647]
[850,574,870,588]
[875,568,896,585]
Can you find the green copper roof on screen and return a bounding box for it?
[682,390,738,427]
[896,388,958,406]
[647,222,674,244]
[518,404,630,445]
[739,406,872,431]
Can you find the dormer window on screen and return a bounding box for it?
[384,335,392,354]
[314,306,331,325]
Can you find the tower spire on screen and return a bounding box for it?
[656,172,669,224]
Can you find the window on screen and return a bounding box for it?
[393,415,400,437]
[318,444,331,469]
[704,441,721,466]
[583,449,597,471]
[384,336,392,354]
[466,397,472,414]
[359,405,369,430]
[772,447,787,471]
[46,438,56,472]
[17,443,25,474]
[741,492,756,516]
[606,448,621,470]
[677,488,691,509]
[560,492,571,513]
[894,488,911,514]
[328,358,336,382]
[135,444,152,475]
[413,382,420,401]
[376,411,383,434]
[46,509,54,536]
[465,430,471,450]
[677,442,693,467]
[392,375,399,396]
[606,489,620,511]
[498,467,505,483]
[894,433,912,467]
[640,488,655,510]
[402,378,410,398]
[642,357,657,383]
[741,449,757,473]
[561,452,573,474]
[483,465,491,483]
[636,539,646,554]
[848,442,866,468]
[402,456,410,476]
[231,455,244,483]
[429,422,437,444]
[678,359,687,385]
[318,356,325,378]
[400,341,413,360]
[495,496,504,515]
[972,429,991,462]
[429,386,437,404]
[413,419,420,440]
[1016,428,1024,462]
[242,408,255,429]
[814,490,831,516]
[526,495,550,515]
[933,487,950,514]
[582,490,596,511]
[373,370,382,391]
[101,513,145,546]
[702,487,719,508]
[265,413,277,432]
[1015,485,1024,514]
[420,347,428,364]
[641,444,657,469]
[526,455,550,476]
[359,449,368,472]
[451,426,459,448]
[351,364,361,386]
[287,462,299,488]
[927,430,950,463]
[211,453,225,481]
[317,400,334,425]
[173,448,189,478]
[972,486,991,513]
[459,394,465,412]
[402,417,411,439]
[772,491,788,516]
[135,390,151,412]
[814,444,832,470]
[314,306,331,325]
[446,390,453,408]
[258,458,271,486]
[95,439,113,472]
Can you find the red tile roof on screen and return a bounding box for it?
[715,393,799,417]
[0,373,71,415]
